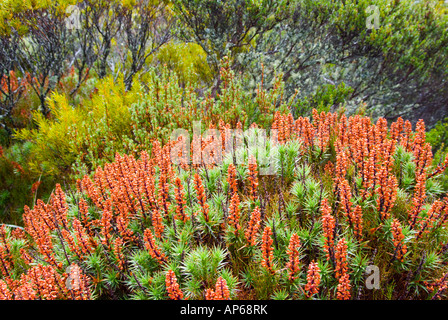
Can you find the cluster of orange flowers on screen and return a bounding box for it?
[337,178,363,239]
[2,108,448,300]
[228,192,241,233]
[261,226,275,274]
[272,112,295,145]
[174,177,188,223]
[391,219,407,262]
[0,226,90,301]
[193,173,210,222]
[227,163,238,196]
[143,228,166,264]
[286,233,301,282]
[248,155,259,202]
[417,199,448,240]
[165,270,184,300]
[334,238,351,300]
[244,206,261,246]
[205,277,231,300]
[320,199,335,262]
[425,272,448,300]
[304,261,321,298]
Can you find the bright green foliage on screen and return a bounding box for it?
[0,141,55,224]
[293,83,354,116]
[427,119,448,190]
[428,118,448,155]
[156,41,213,86]
[15,75,140,176]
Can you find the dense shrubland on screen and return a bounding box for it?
[2,109,448,300]
[0,0,448,300]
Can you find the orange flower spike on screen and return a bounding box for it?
[434,199,448,231]
[228,192,241,233]
[78,198,92,233]
[113,237,126,270]
[72,218,96,255]
[391,219,407,262]
[338,178,353,221]
[271,112,281,143]
[143,228,167,264]
[152,139,162,166]
[100,199,113,247]
[376,172,398,222]
[335,238,348,280]
[152,208,164,238]
[417,200,444,239]
[294,116,313,148]
[206,276,231,300]
[336,273,351,300]
[81,175,103,210]
[286,233,301,282]
[15,277,37,300]
[321,112,332,150]
[227,163,238,196]
[66,263,91,300]
[428,154,448,179]
[50,183,69,230]
[248,155,259,202]
[61,228,82,259]
[23,206,60,268]
[335,146,348,182]
[165,270,184,300]
[278,114,286,144]
[193,173,210,222]
[0,280,12,300]
[261,226,275,274]
[390,117,404,142]
[338,114,349,147]
[205,288,215,300]
[412,119,426,153]
[158,167,170,217]
[245,206,261,246]
[321,199,335,261]
[400,120,413,151]
[21,264,71,300]
[174,177,189,223]
[305,260,321,298]
[116,208,136,244]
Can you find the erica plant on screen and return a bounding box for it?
[1,110,448,300]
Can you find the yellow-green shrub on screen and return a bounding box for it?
[15,74,141,177]
[155,41,213,86]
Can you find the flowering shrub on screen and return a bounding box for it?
[1,110,448,300]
